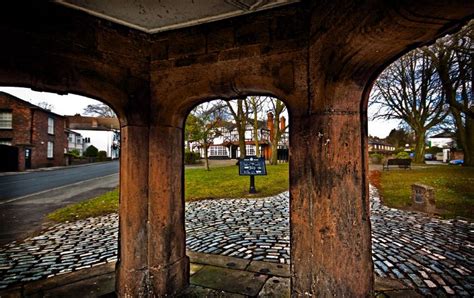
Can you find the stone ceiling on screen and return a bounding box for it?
[55,0,300,33]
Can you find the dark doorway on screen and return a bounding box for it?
[25,148,31,169]
[0,145,19,172]
[277,148,289,162]
[231,145,237,159]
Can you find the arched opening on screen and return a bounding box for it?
[0,86,121,294]
[365,22,474,297]
[182,96,291,295]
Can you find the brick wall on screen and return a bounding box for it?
[30,109,66,168]
[0,94,33,145]
[0,93,66,170]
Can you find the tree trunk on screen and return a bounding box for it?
[463,117,474,166]
[253,111,260,157]
[413,130,426,164]
[204,144,210,171]
[270,140,278,165]
[238,128,246,159]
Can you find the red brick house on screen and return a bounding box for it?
[0,92,66,171]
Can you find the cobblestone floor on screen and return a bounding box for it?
[0,187,472,296]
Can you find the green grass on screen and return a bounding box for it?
[185,163,289,201]
[48,163,289,222]
[47,188,119,222]
[375,165,474,220]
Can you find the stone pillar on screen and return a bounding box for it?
[117,125,150,296]
[117,123,188,296]
[147,123,189,294]
[290,106,373,296]
[290,107,373,296]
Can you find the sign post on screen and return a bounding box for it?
[238,156,267,194]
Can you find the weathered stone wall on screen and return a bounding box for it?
[0,1,473,296]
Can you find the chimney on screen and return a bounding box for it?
[280,116,286,131]
[267,112,274,141]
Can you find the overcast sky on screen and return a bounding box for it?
[0,86,399,138]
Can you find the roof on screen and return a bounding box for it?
[0,91,65,118]
[429,131,455,138]
[368,137,393,146]
[56,0,299,34]
[65,115,120,130]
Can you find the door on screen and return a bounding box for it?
[0,145,19,171]
[25,148,32,169]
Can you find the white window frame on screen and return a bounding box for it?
[209,145,227,157]
[246,144,256,156]
[0,139,12,146]
[47,141,54,158]
[0,111,12,129]
[48,117,54,135]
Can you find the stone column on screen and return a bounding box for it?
[117,121,189,296]
[290,87,373,295]
[147,123,189,294]
[117,124,150,296]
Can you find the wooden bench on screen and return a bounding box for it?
[383,158,411,170]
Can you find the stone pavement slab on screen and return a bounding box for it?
[259,276,291,297]
[190,265,268,296]
[246,260,290,277]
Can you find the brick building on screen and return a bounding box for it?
[0,92,66,171]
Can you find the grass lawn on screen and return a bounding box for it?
[47,188,119,222]
[48,163,289,222]
[370,165,474,220]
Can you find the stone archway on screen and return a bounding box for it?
[0,1,472,297]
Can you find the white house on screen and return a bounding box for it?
[428,131,456,148]
[189,112,289,160]
[66,129,84,155]
[65,115,120,159]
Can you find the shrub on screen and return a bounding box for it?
[68,148,81,158]
[84,145,99,157]
[369,153,384,164]
[184,150,200,164]
[97,150,107,161]
[395,151,410,159]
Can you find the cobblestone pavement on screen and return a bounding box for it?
[1,187,473,296]
[185,192,290,264]
[370,187,473,297]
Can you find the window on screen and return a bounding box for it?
[48,117,54,134]
[0,111,12,129]
[246,145,256,156]
[47,141,54,158]
[209,146,227,156]
[0,139,12,146]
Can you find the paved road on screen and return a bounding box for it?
[0,161,119,202]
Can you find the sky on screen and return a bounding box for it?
[0,87,399,138]
[0,87,101,116]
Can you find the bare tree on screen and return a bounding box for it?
[36,101,54,111]
[269,98,288,165]
[370,49,449,163]
[249,96,264,157]
[83,103,116,117]
[423,21,474,166]
[185,103,223,171]
[226,99,250,159]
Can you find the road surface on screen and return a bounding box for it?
[0,161,119,202]
[0,162,119,246]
